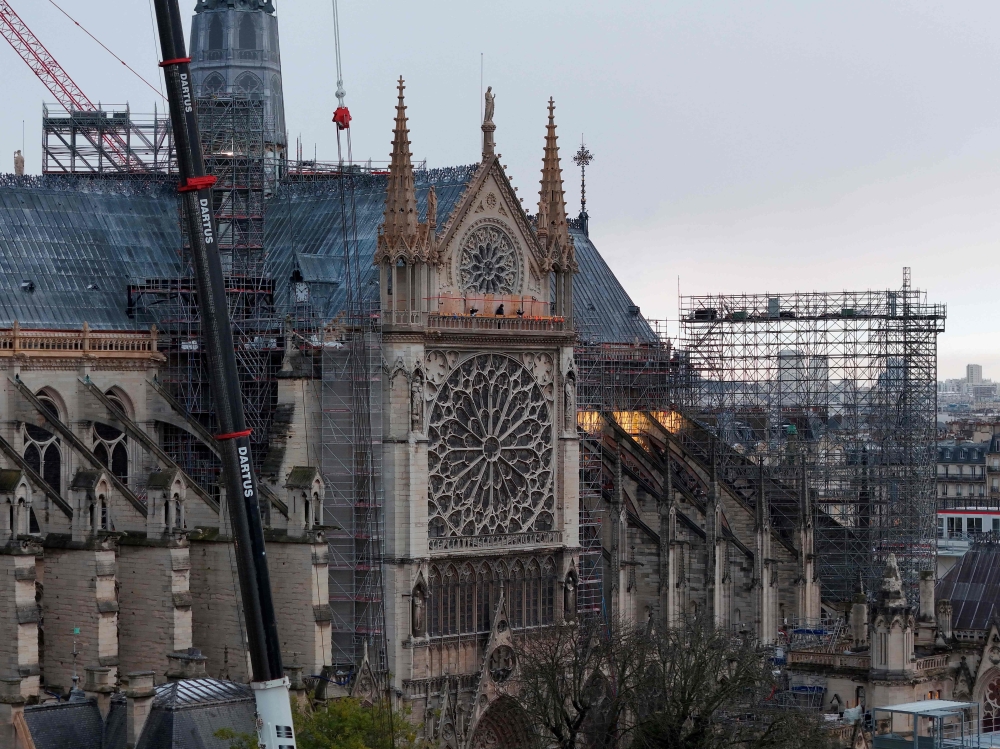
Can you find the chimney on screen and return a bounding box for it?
[0,677,26,749]
[850,592,868,648]
[125,671,156,749]
[84,666,115,719]
[919,571,935,621]
[285,663,308,707]
[165,649,208,682]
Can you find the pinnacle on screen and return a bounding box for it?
[384,76,418,245]
[537,97,571,265]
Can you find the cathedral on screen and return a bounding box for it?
[0,2,997,748]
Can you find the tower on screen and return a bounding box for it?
[378,86,579,748]
[189,0,287,150]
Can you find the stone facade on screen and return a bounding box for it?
[0,326,329,696]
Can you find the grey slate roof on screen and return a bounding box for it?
[936,541,1000,630]
[0,175,182,330]
[137,678,256,749]
[264,167,476,316]
[0,170,656,346]
[569,226,657,344]
[23,699,105,749]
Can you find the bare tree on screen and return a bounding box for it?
[513,617,652,749]
[632,615,835,749]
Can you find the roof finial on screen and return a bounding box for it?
[537,97,573,270]
[573,137,594,237]
[482,86,496,160]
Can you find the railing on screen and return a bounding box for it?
[0,325,162,358]
[428,531,563,552]
[426,314,569,333]
[787,650,870,669]
[916,654,949,671]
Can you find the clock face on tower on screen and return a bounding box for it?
[427,354,554,538]
[458,219,521,295]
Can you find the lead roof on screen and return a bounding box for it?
[0,171,655,345]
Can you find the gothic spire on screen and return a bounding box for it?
[537,98,573,270]
[383,76,418,245]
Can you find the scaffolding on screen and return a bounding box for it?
[679,270,946,602]
[574,316,680,617]
[318,170,388,674]
[130,95,282,488]
[42,103,177,178]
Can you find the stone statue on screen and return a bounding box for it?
[412,583,427,637]
[410,371,424,432]
[484,86,494,125]
[564,569,578,619]
[564,372,576,431]
[14,150,24,176]
[426,185,437,228]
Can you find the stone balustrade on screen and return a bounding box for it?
[428,530,563,553]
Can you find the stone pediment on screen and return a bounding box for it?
[435,157,548,304]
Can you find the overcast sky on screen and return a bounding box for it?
[1,1,996,380]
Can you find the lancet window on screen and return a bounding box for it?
[426,556,556,637]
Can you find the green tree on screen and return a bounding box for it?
[217,699,428,749]
[294,698,429,749]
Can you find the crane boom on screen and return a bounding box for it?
[0,0,134,170]
[152,1,296,746]
[0,0,94,113]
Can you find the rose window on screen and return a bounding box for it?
[458,223,520,295]
[428,354,553,537]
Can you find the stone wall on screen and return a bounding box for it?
[189,535,249,682]
[117,536,192,682]
[0,541,40,696]
[42,538,119,693]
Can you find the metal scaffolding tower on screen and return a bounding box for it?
[131,95,282,487]
[679,271,946,602]
[574,316,680,617]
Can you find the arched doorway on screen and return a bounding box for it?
[468,697,532,749]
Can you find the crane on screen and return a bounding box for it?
[0,0,131,169]
[152,1,297,747]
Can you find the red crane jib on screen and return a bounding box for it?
[0,0,131,169]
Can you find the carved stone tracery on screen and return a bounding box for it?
[458,220,521,295]
[427,354,553,538]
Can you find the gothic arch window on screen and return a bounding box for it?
[443,565,458,635]
[238,14,257,49]
[510,561,525,629]
[235,72,263,95]
[984,673,1000,733]
[23,393,61,495]
[203,72,226,94]
[208,15,225,50]
[98,494,110,531]
[93,417,128,486]
[429,567,441,636]
[427,354,553,538]
[542,558,555,623]
[460,564,476,633]
[526,559,541,627]
[478,563,494,633]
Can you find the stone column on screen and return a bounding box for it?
[125,671,156,749]
[0,538,41,698]
[83,665,115,718]
[0,676,26,749]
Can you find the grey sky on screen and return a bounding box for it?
[0,1,995,379]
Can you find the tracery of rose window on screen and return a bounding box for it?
[985,676,1000,733]
[458,222,520,295]
[427,353,553,538]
